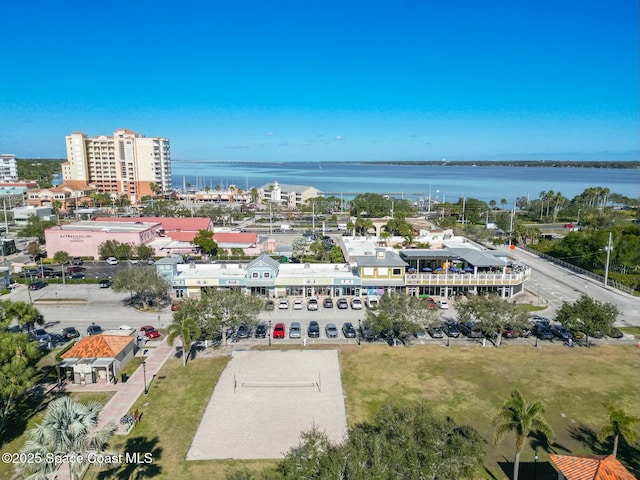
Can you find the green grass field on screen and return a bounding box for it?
[4,344,639,480]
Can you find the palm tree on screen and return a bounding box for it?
[17,396,117,480]
[53,250,71,284]
[167,316,201,367]
[493,389,554,480]
[597,402,640,458]
[4,301,44,333]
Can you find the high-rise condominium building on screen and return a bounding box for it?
[0,154,19,181]
[62,129,171,202]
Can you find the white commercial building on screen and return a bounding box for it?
[62,129,171,203]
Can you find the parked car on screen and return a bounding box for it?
[289,321,301,339]
[323,298,334,308]
[325,323,339,338]
[426,298,438,310]
[342,322,357,338]
[360,320,377,341]
[272,322,286,339]
[140,325,160,339]
[551,324,573,341]
[278,300,289,310]
[70,273,86,279]
[350,298,363,310]
[437,300,449,309]
[427,326,444,338]
[306,298,318,311]
[236,324,251,339]
[255,323,267,338]
[30,328,51,344]
[61,327,80,340]
[502,325,520,338]
[608,327,623,339]
[308,321,320,338]
[531,315,551,326]
[413,328,427,339]
[265,300,275,311]
[442,322,460,338]
[66,266,86,273]
[71,257,83,265]
[28,281,48,290]
[293,299,304,310]
[171,302,181,311]
[458,321,483,339]
[336,298,349,309]
[106,257,118,265]
[532,324,554,340]
[87,324,102,336]
[99,279,112,288]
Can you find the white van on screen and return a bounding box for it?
[279,224,293,231]
[337,223,348,231]
[365,296,379,309]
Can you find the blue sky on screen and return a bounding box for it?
[0,0,638,162]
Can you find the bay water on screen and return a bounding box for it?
[171,161,640,205]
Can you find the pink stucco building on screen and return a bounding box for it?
[44,221,162,259]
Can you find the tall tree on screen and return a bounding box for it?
[365,293,437,342]
[192,229,219,256]
[53,250,71,284]
[555,294,619,346]
[17,396,117,480]
[3,301,44,333]
[111,266,169,309]
[493,390,554,480]
[266,401,485,480]
[167,315,201,367]
[0,316,40,437]
[597,402,640,458]
[457,295,530,346]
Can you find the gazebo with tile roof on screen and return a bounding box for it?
[57,333,137,385]
[549,453,636,480]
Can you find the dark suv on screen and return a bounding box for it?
[458,321,484,339]
[255,323,267,338]
[28,281,48,290]
[308,321,320,338]
[87,324,102,336]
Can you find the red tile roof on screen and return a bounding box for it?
[61,335,134,359]
[169,231,198,242]
[550,454,636,480]
[213,232,257,244]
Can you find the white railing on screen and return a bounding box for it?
[405,269,531,286]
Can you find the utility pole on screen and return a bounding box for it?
[603,231,613,287]
[461,194,466,224]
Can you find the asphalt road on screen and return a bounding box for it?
[500,245,640,327]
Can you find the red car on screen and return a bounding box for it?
[564,223,574,229]
[272,323,286,339]
[171,303,180,311]
[140,325,160,339]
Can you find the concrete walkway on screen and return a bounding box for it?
[96,336,175,434]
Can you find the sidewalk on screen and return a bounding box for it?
[96,336,175,434]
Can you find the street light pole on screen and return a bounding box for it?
[603,231,613,288]
[142,361,148,395]
[268,320,272,346]
[533,448,539,480]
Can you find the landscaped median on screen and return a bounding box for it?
[33,298,88,305]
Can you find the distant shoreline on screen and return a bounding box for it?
[170,159,640,169]
[356,160,640,169]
